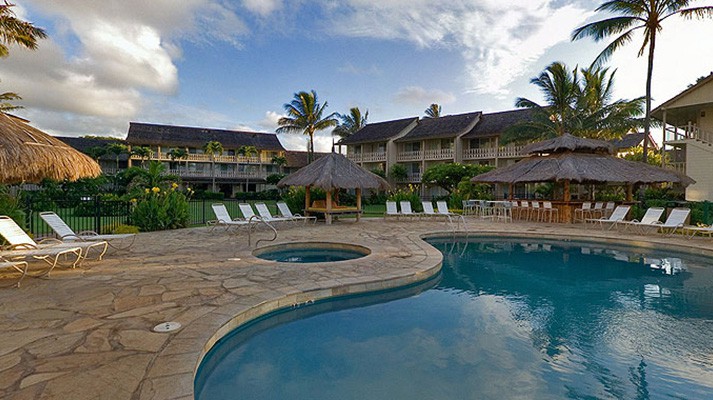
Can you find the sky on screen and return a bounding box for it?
[3,0,713,152]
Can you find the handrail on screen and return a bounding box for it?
[251,215,278,247]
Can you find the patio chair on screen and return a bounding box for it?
[585,205,631,230]
[276,201,316,224]
[634,208,691,236]
[541,201,559,223]
[436,201,467,228]
[399,201,421,219]
[255,203,292,224]
[574,202,592,223]
[0,215,86,276]
[384,201,400,220]
[209,203,257,231]
[591,202,605,218]
[0,257,28,288]
[616,207,664,232]
[39,211,136,250]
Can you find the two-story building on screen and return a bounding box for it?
[340,109,534,196]
[654,73,713,201]
[125,122,287,195]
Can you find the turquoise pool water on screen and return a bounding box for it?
[254,245,368,263]
[195,238,713,399]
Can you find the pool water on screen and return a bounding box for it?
[256,247,367,263]
[195,238,713,399]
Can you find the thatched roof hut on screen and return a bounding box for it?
[278,152,389,224]
[0,113,101,183]
[277,152,389,190]
[522,133,614,155]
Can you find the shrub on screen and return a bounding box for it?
[101,223,140,235]
[0,186,26,229]
[281,186,326,212]
[130,185,191,231]
[388,185,422,212]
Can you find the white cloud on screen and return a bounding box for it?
[338,62,382,76]
[393,86,456,107]
[328,0,592,97]
[257,110,284,131]
[242,0,282,17]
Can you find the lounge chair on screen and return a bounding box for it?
[616,207,664,232]
[0,216,87,276]
[586,205,631,229]
[422,201,448,220]
[39,211,136,250]
[239,203,259,221]
[683,224,713,238]
[399,201,421,219]
[635,208,690,235]
[255,203,292,224]
[384,201,400,220]
[209,203,256,231]
[436,201,467,227]
[276,201,316,224]
[0,257,28,287]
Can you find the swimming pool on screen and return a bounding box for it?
[195,237,713,399]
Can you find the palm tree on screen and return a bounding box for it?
[106,143,128,171]
[203,140,223,192]
[167,148,188,175]
[572,0,713,162]
[131,146,153,167]
[0,2,47,57]
[277,90,338,164]
[502,61,643,144]
[271,155,287,174]
[237,145,258,192]
[332,107,369,139]
[424,103,442,118]
[85,146,107,162]
[0,90,21,112]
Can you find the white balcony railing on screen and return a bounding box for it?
[347,152,387,163]
[167,169,268,180]
[664,123,713,145]
[665,162,686,174]
[423,148,454,160]
[131,153,268,164]
[462,145,525,159]
[396,151,423,162]
[396,173,421,183]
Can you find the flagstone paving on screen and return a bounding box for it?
[1,218,712,399]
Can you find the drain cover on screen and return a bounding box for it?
[153,321,182,333]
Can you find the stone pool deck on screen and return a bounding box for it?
[1,218,713,399]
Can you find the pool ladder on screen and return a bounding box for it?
[247,216,278,247]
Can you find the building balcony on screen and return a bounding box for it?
[423,148,454,160]
[396,173,421,183]
[664,124,713,145]
[347,152,387,163]
[130,153,268,164]
[462,145,525,160]
[168,169,269,180]
[665,162,686,174]
[396,151,422,162]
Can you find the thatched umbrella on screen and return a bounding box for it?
[472,133,693,204]
[0,113,101,183]
[278,152,390,224]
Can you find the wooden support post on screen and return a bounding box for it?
[326,190,333,225]
[626,184,633,202]
[356,188,362,222]
[508,183,514,200]
[305,186,311,217]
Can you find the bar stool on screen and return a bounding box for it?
[592,202,605,219]
[574,202,591,223]
[529,201,542,221]
[542,201,559,223]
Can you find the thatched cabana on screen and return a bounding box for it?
[277,152,390,224]
[472,134,694,221]
[0,113,101,183]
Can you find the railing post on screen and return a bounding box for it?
[202,198,206,225]
[94,195,102,234]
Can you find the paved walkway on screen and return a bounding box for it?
[1,218,712,399]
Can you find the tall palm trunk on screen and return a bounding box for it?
[643,30,656,164]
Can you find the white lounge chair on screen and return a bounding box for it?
[384,201,400,220]
[276,201,316,224]
[421,201,440,218]
[239,203,259,221]
[255,203,291,224]
[399,201,421,219]
[39,211,136,250]
[683,224,713,238]
[586,205,631,229]
[0,215,87,276]
[635,208,690,235]
[616,207,664,232]
[209,203,256,231]
[0,257,28,287]
[437,201,467,228]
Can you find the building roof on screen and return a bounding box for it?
[395,112,481,142]
[126,122,285,151]
[651,72,713,121]
[461,108,537,139]
[57,136,129,161]
[338,117,418,145]
[278,152,390,191]
[284,151,329,168]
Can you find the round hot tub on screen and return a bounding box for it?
[253,242,370,263]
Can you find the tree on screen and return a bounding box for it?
[167,148,188,174]
[203,141,223,192]
[502,61,643,144]
[271,155,287,174]
[421,163,493,194]
[572,0,713,163]
[237,145,258,192]
[85,146,107,161]
[622,146,667,166]
[106,143,128,171]
[333,107,368,139]
[389,164,408,182]
[424,103,442,118]
[0,2,47,58]
[277,90,338,164]
[0,89,20,112]
[131,146,153,167]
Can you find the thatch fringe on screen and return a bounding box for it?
[277,152,390,190]
[0,113,101,183]
[523,133,614,155]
